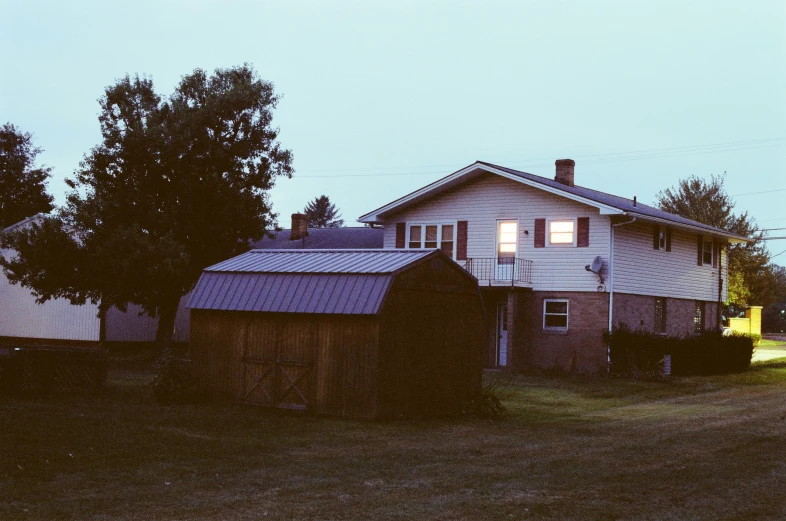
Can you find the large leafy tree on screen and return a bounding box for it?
[303,195,344,228]
[1,65,293,349]
[655,173,772,308]
[0,123,54,229]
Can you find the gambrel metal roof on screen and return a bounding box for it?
[189,249,446,315]
[205,249,435,274]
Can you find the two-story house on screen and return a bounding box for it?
[358,160,750,372]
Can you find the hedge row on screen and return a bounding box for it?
[607,325,754,376]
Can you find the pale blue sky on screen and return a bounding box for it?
[2,0,785,262]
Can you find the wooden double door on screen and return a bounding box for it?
[240,318,316,410]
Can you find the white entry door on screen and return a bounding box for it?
[496,220,517,281]
[497,302,508,367]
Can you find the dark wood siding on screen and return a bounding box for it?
[190,252,484,420]
[377,257,484,419]
[191,311,380,419]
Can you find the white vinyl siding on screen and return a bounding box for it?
[105,294,191,343]
[614,221,726,302]
[382,173,610,292]
[0,248,100,341]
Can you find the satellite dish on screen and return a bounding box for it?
[590,256,603,274]
[585,256,605,284]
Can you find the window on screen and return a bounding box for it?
[548,219,575,245]
[702,239,713,266]
[694,302,705,334]
[543,299,569,331]
[407,224,455,258]
[658,228,667,250]
[654,297,667,334]
[497,221,517,264]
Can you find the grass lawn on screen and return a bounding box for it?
[2,355,786,521]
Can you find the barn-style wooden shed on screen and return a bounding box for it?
[188,249,484,419]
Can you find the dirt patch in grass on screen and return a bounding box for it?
[2,360,786,520]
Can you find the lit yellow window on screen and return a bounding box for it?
[549,220,574,245]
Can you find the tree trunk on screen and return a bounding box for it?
[155,298,180,354]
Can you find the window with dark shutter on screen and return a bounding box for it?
[577,217,590,247]
[653,225,660,250]
[395,222,405,248]
[697,235,703,266]
[456,221,468,260]
[534,219,546,248]
[665,229,672,252]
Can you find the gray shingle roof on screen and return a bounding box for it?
[251,227,383,250]
[358,161,749,242]
[479,162,748,240]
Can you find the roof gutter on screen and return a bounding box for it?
[625,212,751,244]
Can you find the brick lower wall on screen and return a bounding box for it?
[612,293,720,336]
[524,291,610,373]
[480,289,721,374]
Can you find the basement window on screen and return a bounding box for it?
[543,299,569,331]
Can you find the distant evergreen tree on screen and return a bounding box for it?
[303,195,343,228]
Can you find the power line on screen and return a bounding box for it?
[730,188,786,197]
[293,139,785,179]
[295,136,785,174]
[762,228,786,232]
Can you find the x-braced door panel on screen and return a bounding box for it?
[240,317,315,410]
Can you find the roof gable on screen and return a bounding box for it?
[358,161,749,243]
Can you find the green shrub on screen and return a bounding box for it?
[671,332,753,375]
[606,325,669,377]
[151,350,211,404]
[607,327,753,377]
[730,331,761,347]
[461,375,508,420]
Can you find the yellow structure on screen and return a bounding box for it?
[729,306,762,336]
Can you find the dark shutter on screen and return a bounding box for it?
[712,239,718,268]
[577,217,590,247]
[534,219,546,248]
[456,221,468,260]
[697,235,703,266]
[665,229,672,252]
[653,225,660,250]
[395,222,406,248]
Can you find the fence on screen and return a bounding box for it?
[0,345,107,395]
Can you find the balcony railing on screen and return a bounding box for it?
[463,258,533,285]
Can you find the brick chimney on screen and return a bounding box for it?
[290,213,309,240]
[555,159,575,187]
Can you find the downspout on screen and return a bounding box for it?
[608,216,637,365]
[717,242,725,331]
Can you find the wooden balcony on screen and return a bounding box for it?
[462,258,533,287]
